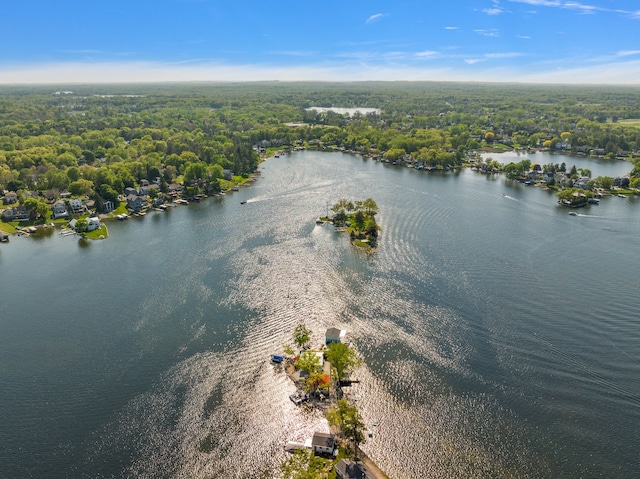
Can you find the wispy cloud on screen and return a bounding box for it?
[474,29,501,37]
[366,13,387,24]
[465,51,524,63]
[484,52,525,59]
[414,50,438,58]
[509,0,640,18]
[483,0,505,15]
[589,49,640,63]
[616,50,640,57]
[445,26,459,30]
[59,49,136,57]
[517,35,532,39]
[267,50,316,57]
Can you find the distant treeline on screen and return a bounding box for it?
[2,82,640,203]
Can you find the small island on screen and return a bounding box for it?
[320,198,380,252]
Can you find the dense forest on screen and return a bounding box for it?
[1,82,640,223]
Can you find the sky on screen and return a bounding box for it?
[1,0,639,84]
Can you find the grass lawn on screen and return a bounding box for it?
[105,203,128,218]
[84,224,108,239]
[0,221,19,234]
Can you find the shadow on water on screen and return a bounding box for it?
[78,237,91,248]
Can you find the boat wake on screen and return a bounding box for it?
[501,194,518,201]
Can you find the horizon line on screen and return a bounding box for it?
[1,60,640,86]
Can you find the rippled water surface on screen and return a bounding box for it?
[1,151,639,478]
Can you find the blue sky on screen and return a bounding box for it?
[1,0,639,84]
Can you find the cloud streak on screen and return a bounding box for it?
[366,13,387,24]
[508,0,640,18]
[474,29,501,37]
[483,0,505,15]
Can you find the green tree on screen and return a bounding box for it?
[280,449,327,479]
[362,198,378,216]
[570,165,578,177]
[7,179,26,192]
[74,217,88,233]
[183,162,207,184]
[325,342,362,381]
[353,210,366,232]
[67,167,80,182]
[296,350,321,376]
[327,399,366,458]
[293,324,312,350]
[503,162,522,180]
[594,176,614,189]
[69,179,94,196]
[56,152,77,167]
[22,198,49,221]
[98,184,120,206]
[383,148,406,161]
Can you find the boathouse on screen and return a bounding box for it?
[325,327,346,345]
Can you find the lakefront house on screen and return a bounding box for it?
[52,201,69,219]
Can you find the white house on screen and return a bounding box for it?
[87,217,101,231]
[69,216,101,232]
[325,328,346,345]
[310,431,335,455]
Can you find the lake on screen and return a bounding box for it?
[305,107,381,116]
[482,150,634,178]
[1,151,639,478]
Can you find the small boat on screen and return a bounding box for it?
[271,355,283,363]
[569,212,577,216]
[231,186,239,191]
[618,194,626,198]
[240,200,247,205]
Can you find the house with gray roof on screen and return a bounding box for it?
[311,431,335,456]
[336,459,369,479]
[126,194,147,211]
